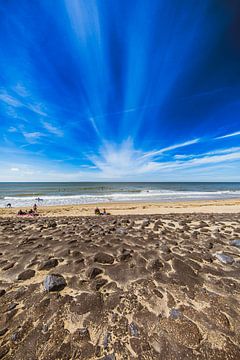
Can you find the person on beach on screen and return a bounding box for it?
[33,203,37,212]
[6,203,12,208]
[95,207,101,215]
[17,209,26,216]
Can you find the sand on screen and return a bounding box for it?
[0,210,240,359]
[0,198,240,217]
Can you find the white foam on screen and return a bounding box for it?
[1,189,240,207]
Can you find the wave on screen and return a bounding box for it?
[1,188,240,208]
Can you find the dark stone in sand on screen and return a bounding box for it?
[119,250,132,261]
[87,267,103,279]
[115,227,127,235]
[47,220,57,228]
[214,253,234,264]
[0,289,5,297]
[73,327,90,341]
[94,252,114,264]
[17,269,35,280]
[38,258,58,270]
[230,239,240,248]
[142,219,150,227]
[0,328,8,336]
[129,322,139,337]
[0,346,9,359]
[100,354,116,360]
[7,303,18,311]
[93,278,108,290]
[103,332,112,349]
[2,262,15,271]
[43,274,67,291]
[148,259,163,272]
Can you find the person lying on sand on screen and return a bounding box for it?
[94,207,111,216]
[17,209,39,217]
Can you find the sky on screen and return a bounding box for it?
[0,0,240,182]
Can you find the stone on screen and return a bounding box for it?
[87,267,103,279]
[119,250,132,262]
[38,258,58,270]
[129,322,139,337]
[230,239,240,248]
[0,289,5,297]
[43,274,67,291]
[7,303,18,311]
[0,328,8,336]
[17,269,35,280]
[93,278,108,291]
[169,308,182,319]
[214,253,234,264]
[94,252,114,264]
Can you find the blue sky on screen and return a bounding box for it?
[0,0,240,181]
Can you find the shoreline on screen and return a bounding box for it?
[0,198,240,217]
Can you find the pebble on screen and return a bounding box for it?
[38,258,58,270]
[43,274,67,291]
[0,289,6,297]
[214,253,234,265]
[17,269,35,280]
[129,322,139,337]
[169,308,182,319]
[230,239,240,248]
[94,252,114,264]
[0,328,8,336]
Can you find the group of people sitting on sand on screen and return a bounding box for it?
[94,207,110,216]
[17,204,39,217]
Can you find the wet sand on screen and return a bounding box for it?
[0,211,240,359]
[0,198,240,217]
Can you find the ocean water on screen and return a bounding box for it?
[0,182,240,208]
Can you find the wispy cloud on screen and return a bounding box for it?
[42,121,63,137]
[215,131,240,139]
[23,131,45,143]
[0,92,22,107]
[10,167,20,172]
[87,138,240,179]
[142,138,200,159]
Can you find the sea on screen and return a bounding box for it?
[0,182,240,208]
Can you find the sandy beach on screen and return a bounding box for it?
[0,198,240,218]
[0,209,240,359]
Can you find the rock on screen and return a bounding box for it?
[103,332,112,349]
[129,322,139,337]
[0,345,9,359]
[17,269,35,280]
[142,219,150,227]
[93,278,108,291]
[2,262,15,271]
[169,308,182,319]
[115,228,127,236]
[73,327,90,341]
[0,328,8,336]
[7,303,18,311]
[47,220,57,228]
[148,259,163,272]
[87,267,103,279]
[230,239,240,248]
[119,250,132,262]
[43,274,67,291]
[214,253,234,264]
[38,258,58,270]
[100,354,116,360]
[94,252,114,264]
[0,289,5,297]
